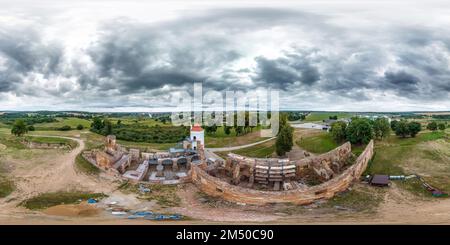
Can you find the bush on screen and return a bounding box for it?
[427,122,438,131]
[27,125,35,131]
[58,125,72,131]
[76,124,84,130]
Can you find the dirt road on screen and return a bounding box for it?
[0,135,116,222]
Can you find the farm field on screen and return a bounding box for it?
[205,126,269,148]
[304,112,354,122]
[33,117,92,130]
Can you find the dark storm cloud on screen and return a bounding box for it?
[85,18,244,93]
[0,26,63,94]
[383,71,420,94]
[253,51,321,89]
[0,4,449,111]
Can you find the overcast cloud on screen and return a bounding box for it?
[0,0,449,112]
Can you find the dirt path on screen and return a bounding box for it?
[0,135,116,220]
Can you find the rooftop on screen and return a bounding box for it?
[191,125,204,132]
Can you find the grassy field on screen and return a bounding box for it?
[75,153,100,175]
[20,191,107,210]
[119,182,181,207]
[304,112,353,122]
[296,132,338,154]
[366,131,449,196]
[296,131,367,156]
[33,117,92,130]
[25,136,78,149]
[229,139,275,158]
[0,132,27,149]
[322,184,386,212]
[205,127,270,148]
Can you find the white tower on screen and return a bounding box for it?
[190,125,204,150]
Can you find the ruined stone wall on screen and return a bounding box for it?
[294,142,352,179]
[191,140,374,205]
[24,141,69,149]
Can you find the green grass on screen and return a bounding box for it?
[304,112,353,122]
[322,185,385,212]
[119,182,181,207]
[75,153,100,175]
[0,133,27,149]
[25,136,78,149]
[33,117,91,130]
[116,139,174,151]
[367,131,449,196]
[20,191,107,210]
[205,128,269,148]
[296,132,339,154]
[0,177,14,198]
[231,140,275,158]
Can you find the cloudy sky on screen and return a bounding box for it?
[0,0,449,112]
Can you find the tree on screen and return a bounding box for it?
[103,119,113,135]
[275,124,294,156]
[91,117,104,130]
[76,124,84,130]
[395,120,410,138]
[11,120,28,137]
[408,121,421,137]
[224,126,232,136]
[391,120,399,131]
[373,118,391,139]
[27,125,35,131]
[346,118,373,144]
[427,122,438,131]
[438,123,446,131]
[330,121,347,142]
[275,113,294,156]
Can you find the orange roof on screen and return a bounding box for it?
[191,125,204,132]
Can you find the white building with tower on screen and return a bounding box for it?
[190,125,204,150]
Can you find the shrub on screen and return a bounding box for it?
[58,125,72,131]
[427,122,438,131]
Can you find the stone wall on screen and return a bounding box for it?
[191,140,374,205]
[24,141,69,149]
[294,142,352,180]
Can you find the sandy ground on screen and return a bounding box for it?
[1,135,450,224]
[0,136,117,222]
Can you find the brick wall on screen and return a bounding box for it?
[192,140,374,205]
